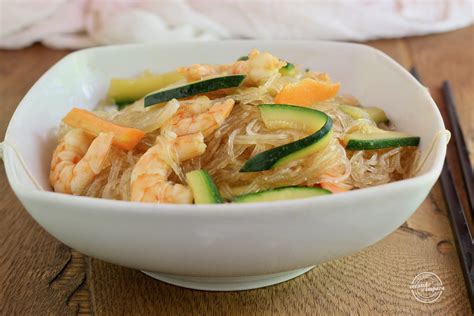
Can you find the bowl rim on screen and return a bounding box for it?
[3,40,448,214]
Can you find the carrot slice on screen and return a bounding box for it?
[274,78,340,107]
[320,182,349,194]
[63,108,145,150]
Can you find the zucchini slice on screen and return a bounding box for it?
[186,170,224,204]
[233,186,331,203]
[144,75,246,107]
[240,104,333,172]
[279,62,296,76]
[116,100,134,111]
[107,71,184,107]
[344,130,420,150]
[365,107,389,124]
[339,104,389,124]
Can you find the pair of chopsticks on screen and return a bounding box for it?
[410,67,474,306]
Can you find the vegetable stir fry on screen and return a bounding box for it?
[50,49,420,204]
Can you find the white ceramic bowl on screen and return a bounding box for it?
[2,41,448,291]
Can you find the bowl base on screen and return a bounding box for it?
[142,266,315,291]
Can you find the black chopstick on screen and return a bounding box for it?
[442,81,474,214]
[410,67,421,84]
[440,162,474,307]
[410,67,474,306]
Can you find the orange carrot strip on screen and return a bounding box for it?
[63,108,145,151]
[274,78,340,107]
[320,182,349,194]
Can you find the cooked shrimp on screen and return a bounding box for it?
[50,129,113,195]
[177,61,248,82]
[130,132,206,203]
[162,98,235,137]
[318,166,353,193]
[320,182,351,193]
[177,49,285,86]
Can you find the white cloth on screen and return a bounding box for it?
[0,0,473,49]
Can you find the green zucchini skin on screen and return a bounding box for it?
[240,104,333,172]
[144,75,246,107]
[233,186,331,203]
[115,99,135,110]
[186,170,224,204]
[346,137,420,150]
[279,63,296,76]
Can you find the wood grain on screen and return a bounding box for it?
[406,26,474,232]
[407,26,474,165]
[90,224,468,315]
[0,45,90,315]
[1,27,473,315]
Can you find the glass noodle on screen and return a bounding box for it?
[55,54,420,201]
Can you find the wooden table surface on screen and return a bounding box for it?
[1,26,473,315]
